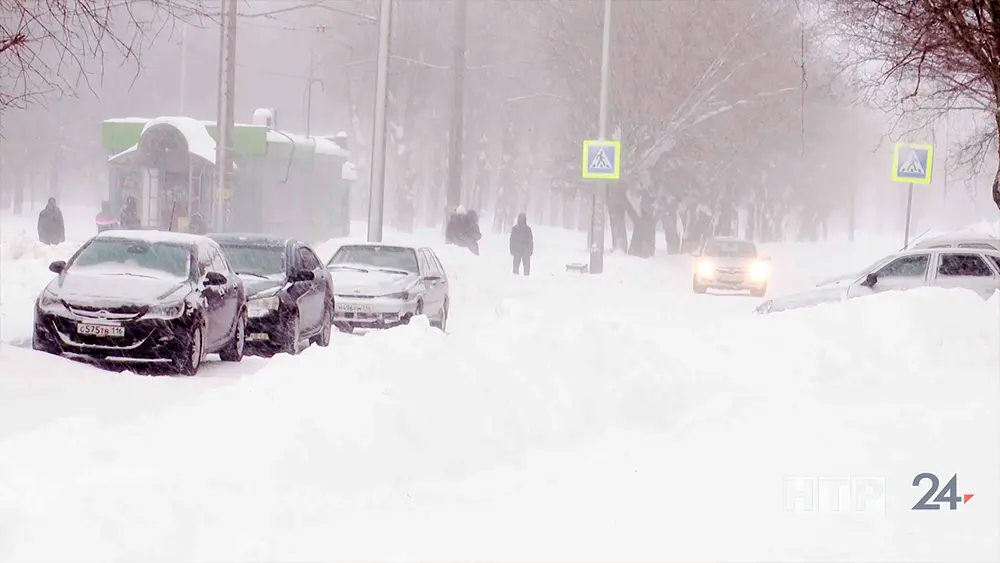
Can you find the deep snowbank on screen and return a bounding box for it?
[0,281,996,561]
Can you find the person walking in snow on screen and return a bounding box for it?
[188,212,208,235]
[95,200,116,233]
[461,209,482,256]
[37,197,66,246]
[445,205,466,245]
[119,196,141,230]
[509,212,533,275]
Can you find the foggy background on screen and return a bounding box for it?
[2,0,998,252]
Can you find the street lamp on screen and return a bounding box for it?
[365,0,394,243]
[304,78,324,137]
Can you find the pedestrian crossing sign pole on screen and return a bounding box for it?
[582,140,621,180]
[891,142,934,249]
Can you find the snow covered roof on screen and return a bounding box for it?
[265,130,349,158]
[141,116,217,164]
[95,229,209,245]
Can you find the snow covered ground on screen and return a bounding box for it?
[1,208,998,562]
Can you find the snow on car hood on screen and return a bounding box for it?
[765,284,849,313]
[51,270,190,306]
[329,269,417,296]
[238,274,287,297]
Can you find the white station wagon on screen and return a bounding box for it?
[755,247,1000,314]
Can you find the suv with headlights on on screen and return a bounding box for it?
[692,237,769,297]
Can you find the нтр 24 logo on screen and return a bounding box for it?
[912,473,974,510]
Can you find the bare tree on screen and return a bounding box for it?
[0,0,210,109]
[830,0,1000,210]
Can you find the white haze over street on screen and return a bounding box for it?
[1,207,998,562]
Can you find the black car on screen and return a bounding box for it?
[209,233,334,355]
[32,230,248,375]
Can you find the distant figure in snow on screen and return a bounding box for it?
[37,197,66,246]
[95,200,116,233]
[461,209,482,256]
[119,196,141,230]
[445,204,466,245]
[509,212,533,275]
[188,213,208,235]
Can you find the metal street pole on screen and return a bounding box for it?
[903,182,914,249]
[589,0,612,275]
[444,0,468,224]
[366,0,394,243]
[214,0,237,232]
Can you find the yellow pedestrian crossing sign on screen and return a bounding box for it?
[582,140,621,180]
[891,142,934,184]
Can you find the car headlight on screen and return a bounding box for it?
[247,291,280,317]
[383,291,410,300]
[37,289,64,311]
[696,260,714,277]
[750,260,769,281]
[146,300,186,320]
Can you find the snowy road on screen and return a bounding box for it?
[1,209,998,562]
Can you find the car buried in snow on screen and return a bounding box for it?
[326,243,449,332]
[32,230,248,375]
[209,233,334,356]
[691,237,770,297]
[754,247,1000,315]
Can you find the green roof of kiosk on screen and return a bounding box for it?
[100,117,349,160]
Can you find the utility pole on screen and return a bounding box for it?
[214,0,238,232]
[589,0,613,275]
[366,0,394,243]
[444,0,468,224]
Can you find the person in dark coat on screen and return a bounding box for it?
[95,200,116,233]
[119,196,141,230]
[445,205,466,245]
[37,197,65,245]
[509,212,533,275]
[188,213,208,235]
[462,209,482,256]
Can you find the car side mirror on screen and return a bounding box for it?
[290,269,315,282]
[48,260,66,274]
[861,273,878,288]
[204,271,227,286]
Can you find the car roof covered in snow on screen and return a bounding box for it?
[94,230,208,246]
[207,233,292,247]
[911,233,1000,250]
[333,242,426,252]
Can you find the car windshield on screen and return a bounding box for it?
[328,245,419,273]
[219,244,285,277]
[704,240,757,258]
[71,239,191,279]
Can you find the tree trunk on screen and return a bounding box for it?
[661,204,681,254]
[627,193,657,257]
[607,185,628,252]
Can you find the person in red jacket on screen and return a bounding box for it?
[95,200,116,233]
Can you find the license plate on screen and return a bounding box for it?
[247,333,270,341]
[77,323,125,337]
[336,303,373,313]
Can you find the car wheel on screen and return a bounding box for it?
[750,284,767,298]
[312,302,332,347]
[284,310,303,355]
[173,325,203,376]
[431,298,449,331]
[692,277,707,294]
[220,311,246,362]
